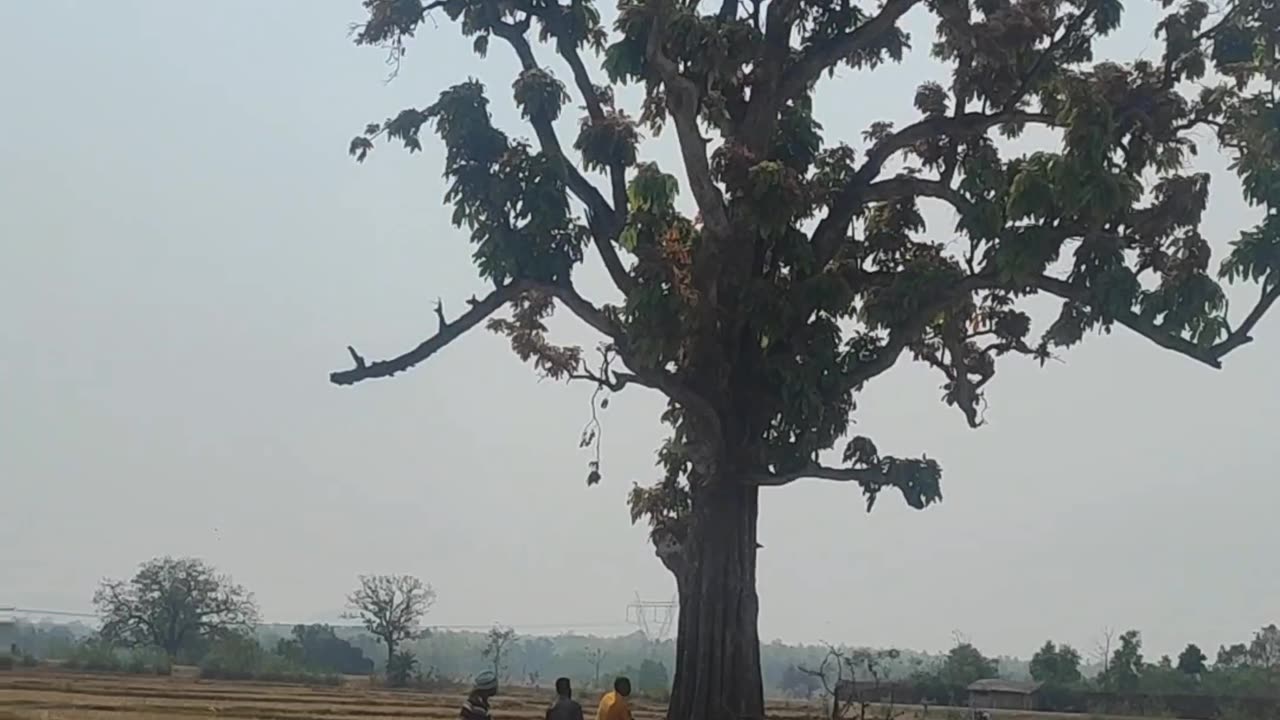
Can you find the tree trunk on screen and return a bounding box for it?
[667,480,764,720]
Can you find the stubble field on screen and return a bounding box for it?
[0,669,832,720]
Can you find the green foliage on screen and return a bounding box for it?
[939,643,997,688]
[63,639,172,675]
[1177,643,1208,676]
[341,0,1280,709]
[200,634,341,686]
[386,649,419,687]
[481,625,517,678]
[275,624,374,676]
[1099,630,1144,693]
[1030,640,1082,685]
[615,658,671,698]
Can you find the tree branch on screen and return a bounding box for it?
[781,0,923,100]
[569,368,641,392]
[811,111,1055,264]
[1032,275,1230,369]
[490,19,635,296]
[750,462,883,487]
[330,272,727,460]
[645,5,732,240]
[331,281,532,385]
[1212,281,1280,358]
[512,0,631,223]
[863,176,977,217]
[1001,0,1102,114]
[842,273,994,390]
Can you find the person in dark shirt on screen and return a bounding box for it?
[460,671,499,720]
[546,677,584,720]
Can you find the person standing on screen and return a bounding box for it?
[595,677,632,720]
[547,677,584,720]
[461,670,499,720]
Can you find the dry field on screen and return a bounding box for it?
[0,669,837,720]
[1,670,1125,720]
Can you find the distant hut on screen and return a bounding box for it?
[966,679,1043,711]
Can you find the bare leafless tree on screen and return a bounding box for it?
[585,645,606,688]
[346,574,435,669]
[801,645,904,720]
[1093,627,1116,675]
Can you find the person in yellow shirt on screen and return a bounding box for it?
[596,676,632,720]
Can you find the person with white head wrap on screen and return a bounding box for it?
[460,670,499,720]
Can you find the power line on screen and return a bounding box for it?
[1,606,635,632]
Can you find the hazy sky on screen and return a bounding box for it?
[2,1,1277,661]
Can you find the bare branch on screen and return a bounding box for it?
[569,369,641,392]
[751,462,884,487]
[433,298,447,331]
[331,281,532,385]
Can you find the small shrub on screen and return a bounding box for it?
[0,654,13,671]
[386,649,419,688]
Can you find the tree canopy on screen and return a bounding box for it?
[93,556,258,658]
[333,0,1280,714]
[1176,642,1208,676]
[940,642,998,687]
[275,624,375,675]
[1100,629,1145,693]
[346,574,435,668]
[1030,640,1082,684]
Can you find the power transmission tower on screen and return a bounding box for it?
[626,593,676,644]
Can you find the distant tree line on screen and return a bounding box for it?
[4,556,676,694]
[773,628,1280,718]
[9,555,1280,712]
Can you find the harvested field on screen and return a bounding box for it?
[0,669,814,720]
[0,670,1135,720]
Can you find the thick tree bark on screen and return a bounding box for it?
[667,480,765,720]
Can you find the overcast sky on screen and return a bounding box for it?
[2,1,1276,661]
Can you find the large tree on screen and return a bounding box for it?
[1100,629,1145,693]
[346,574,435,670]
[1176,642,1207,676]
[93,556,258,658]
[333,0,1280,715]
[1030,640,1082,685]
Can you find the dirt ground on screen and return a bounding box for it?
[0,668,829,720]
[0,669,1126,720]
